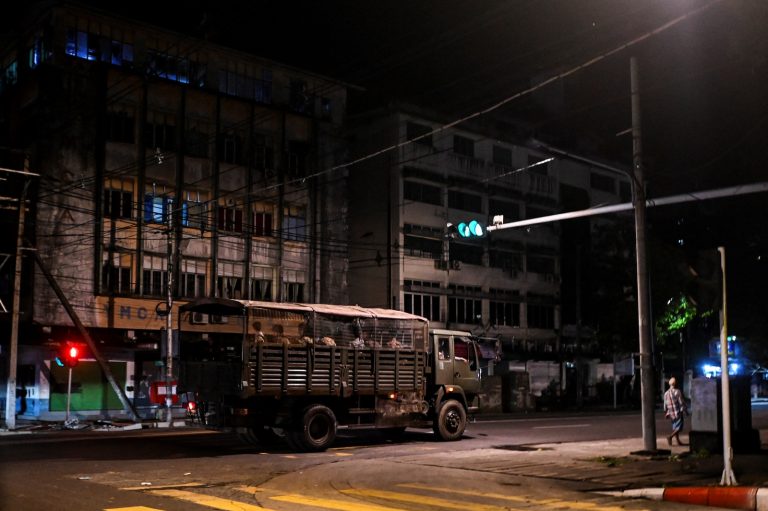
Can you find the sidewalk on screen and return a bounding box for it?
[522,431,768,509]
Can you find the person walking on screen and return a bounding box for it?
[664,376,687,445]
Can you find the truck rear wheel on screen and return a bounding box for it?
[433,399,466,441]
[236,426,281,446]
[286,404,337,452]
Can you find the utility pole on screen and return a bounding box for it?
[4,179,30,430]
[165,211,175,426]
[630,56,657,452]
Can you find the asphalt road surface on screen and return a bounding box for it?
[2,405,766,511]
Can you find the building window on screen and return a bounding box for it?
[28,34,51,69]
[144,184,173,224]
[406,121,432,146]
[489,250,523,272]
[453,135,474,158]
[101,253,133,295]
[404,180,442,206]
[283,205,306,241]
[146,49,198,84]
[250,266,272,301]
[217,203,243,233]
[252,202,273,237]
[489,300,520,327]
[106,111,135,144]
[217,131,245,165]
[590,172,616,193]
[181,190,208,230]
[448,190,482,213]
[283,269,305,302]
[103,178,133,220]
[185,123,209,158]
[404,292,440,321]
[217,261,243,299]
[219,69,272,102]
[320,97,332,119]
[253,134,275,171]
[145,116,176,151]
[451,242,483,266]
[527,304,555,329]
[448,296,482,325]
[492,146,513,167]
[1,60,18,90]
[65,29,133,66]
[181,259,206,298]
[287,140,309,177]
[256,69,273,103]
[142,254,167,297]
[403,224,442,259]
[289,79,313,114]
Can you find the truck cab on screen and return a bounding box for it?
[429,329,482,415]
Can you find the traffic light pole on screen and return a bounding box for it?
[65,367,73,424]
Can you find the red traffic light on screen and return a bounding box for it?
[62,343,81,368]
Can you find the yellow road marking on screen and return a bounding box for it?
[333,452,354,457]
[150,489,276,511]
[397,484,649,511]
[272,494,408,511]
[120,482,205,491]
[342,489,523,511]
[105,507,164,511]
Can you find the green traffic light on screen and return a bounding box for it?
[457,220,484,238]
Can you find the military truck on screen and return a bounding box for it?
[177,298,482,451]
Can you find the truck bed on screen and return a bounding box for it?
[248,344,426,396]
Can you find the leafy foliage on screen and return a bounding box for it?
[654,294,697,348]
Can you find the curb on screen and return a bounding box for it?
[602,487,768,511]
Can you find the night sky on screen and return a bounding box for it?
[5,1,767,343]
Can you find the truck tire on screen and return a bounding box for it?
[433,399,466,441]
[286,404,337,452]
[235,426,281,446]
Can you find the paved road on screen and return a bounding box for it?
[1,406,765,511]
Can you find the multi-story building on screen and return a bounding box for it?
[347,104,633,399]
[0,3,349,420]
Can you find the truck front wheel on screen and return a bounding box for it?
[433,399,466,441]
[286,404,337,452]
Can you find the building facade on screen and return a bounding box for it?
[0,3,349,420]
[346,104,633,400]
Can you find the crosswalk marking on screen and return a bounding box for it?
[271,494,408,511]
[149,489,276,511]
[341,489,525,511]
[398,484,650,511]
[112,480,646,511]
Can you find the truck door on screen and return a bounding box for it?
[453,335,481,394]
[434,334,481,393]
